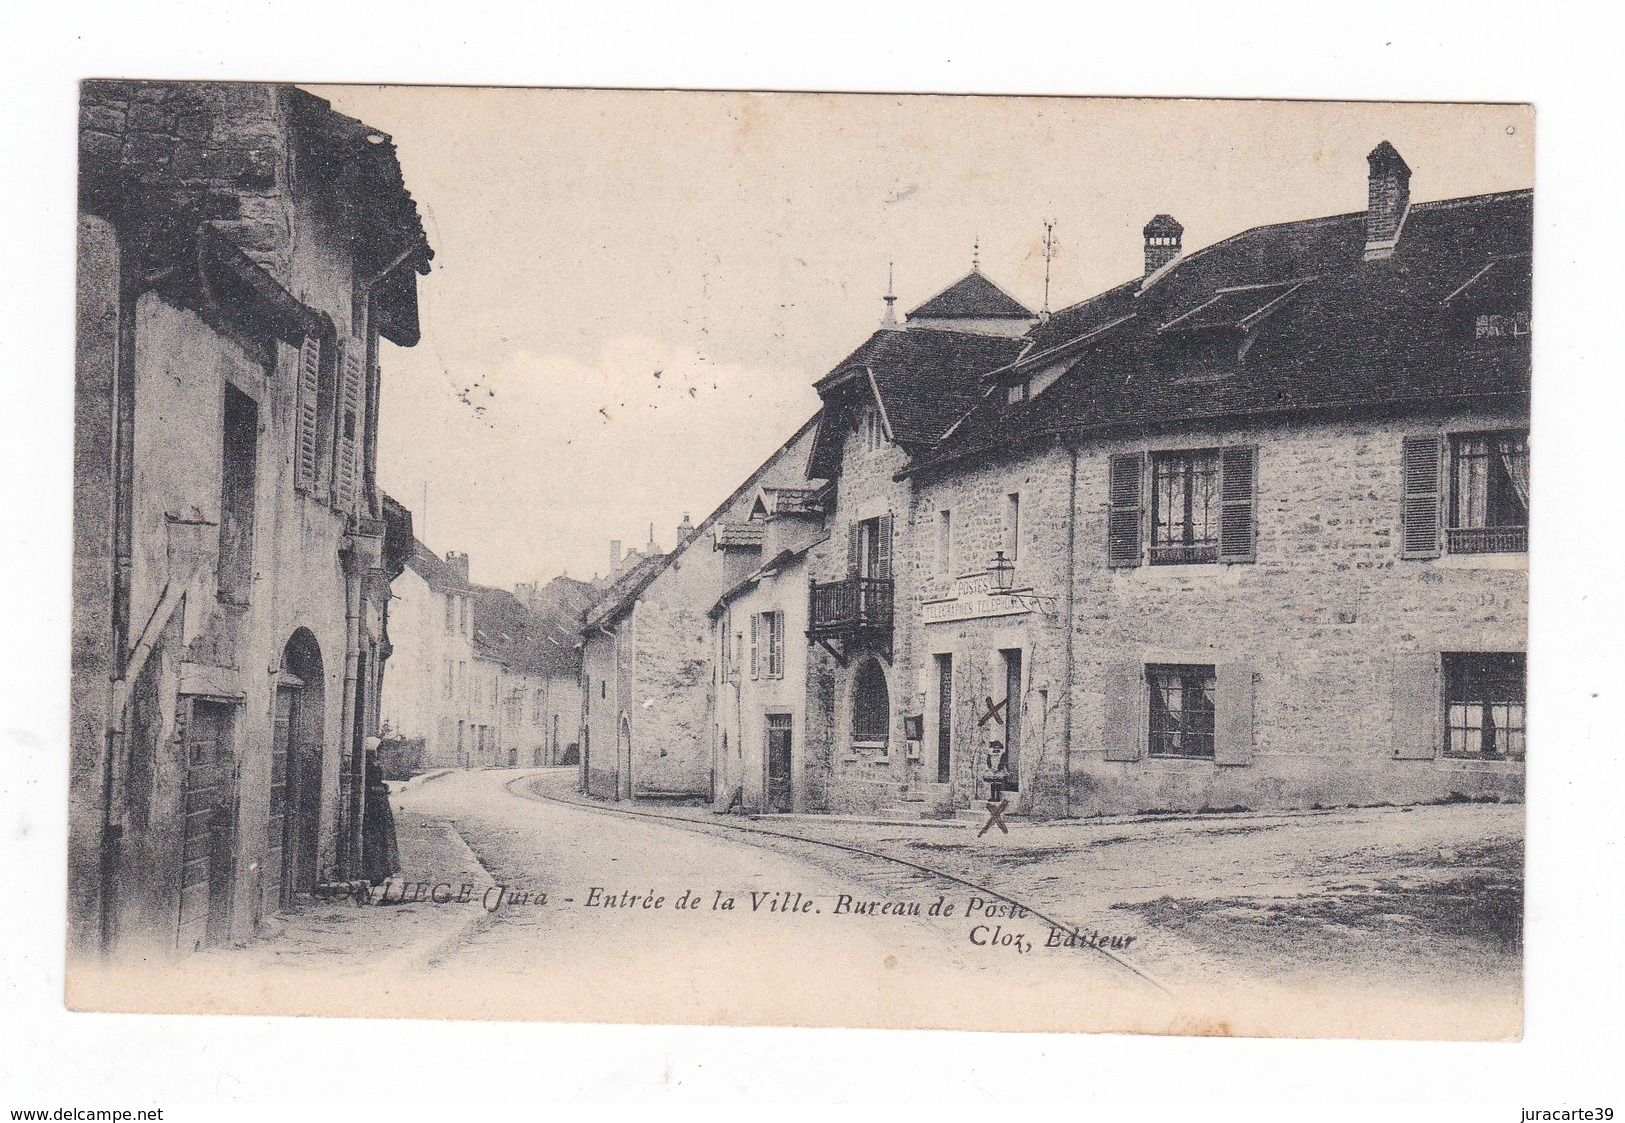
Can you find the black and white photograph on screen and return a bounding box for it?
[64,82,1533,1040]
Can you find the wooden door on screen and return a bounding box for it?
[1002,649,1022,791]
[269,686,293,912]
[178,699,235,952]
[765,715,792,813]
[935,655,953,784]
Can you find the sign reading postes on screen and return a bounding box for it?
[924,575,1031,625]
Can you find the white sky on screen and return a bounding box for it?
[312,87,1532,589]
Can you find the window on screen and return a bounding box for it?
[852,659,890,747]
[600,680,606,700]
[533,690,543,724]
[863,407,886,453]
[1147,664,1216,759]
[459,596,470,636]
[444,595,456,634]
[1449,431,1529,554]
[850,514,893,580]
[1007,380,1030,405]
[218,385,258,604]
[937,510,953,575]
[1151,450,1220,564]
[442,660,453,700]
[1443,653,1526,760]
[1108,447,1256,567]
[762,611,785,679]
[934,654,953,784]
[458,661,467,701]
[1004,493,1021,563]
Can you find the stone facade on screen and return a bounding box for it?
[581,419,821,801]
[70,82,429,962]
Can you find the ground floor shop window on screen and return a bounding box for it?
[1444,652,1526,760]
[1147,663,1216,759]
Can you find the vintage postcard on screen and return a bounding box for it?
[67,84,1531,1040]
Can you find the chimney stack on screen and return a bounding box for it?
[1364,141,1411,261]
[444,551,469,583]
[676,512,695,544]
[1142,214,1183,280]
[610,540,622,570]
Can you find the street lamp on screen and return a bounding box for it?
[988,550,1016,593]
[986,549,1057,614]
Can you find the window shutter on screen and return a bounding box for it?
[1401,435,1443,559]
[294,335,322,492]
[1219,445,1257,563]
[335,337,365,514]
[1390,651,1441,759]
[1213,664,1255,765]
[1107,453,1144,567]
[847,522,860,575]
[1102,663,1144,761]
[769,612,784,678]
[876,514,894,580]
[749,614,759,680]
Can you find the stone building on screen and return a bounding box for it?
[381,543,475,769]
[709,486,828,813]
[579,421,823,801]
[70,82,431,960]
[801,274,1031,815]
[899,142,1530,816]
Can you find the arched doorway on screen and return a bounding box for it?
[271,629,324,913]
[852,658,891,750]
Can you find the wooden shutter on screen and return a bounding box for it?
[1390,651,1441,759]
[335,338,365,514]
[1219,445,1257,563]
[847,522,860,575]
[1107,453,1143,567]
[1102,663,1144,761]
[749,614,759,680]
[294,335,322,492]
[1401,435,1444,559]
[1213,664,1255,765]
[876,514,894,580]
[769,612,784,677]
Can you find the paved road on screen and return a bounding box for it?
[396,768,1161,1032]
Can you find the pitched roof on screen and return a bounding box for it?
[913,189,1532,475]
[809,328,1027,476]
[907,271,1034,320]
[583,552,670,631]
[404,540,468,593]
[470,585,576,677]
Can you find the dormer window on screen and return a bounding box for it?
[1007,380,1030,405]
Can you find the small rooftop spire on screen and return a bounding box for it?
[972,235,981,273]
[881,261,899,327]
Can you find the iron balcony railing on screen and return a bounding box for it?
[808,576,894,636]
[1446,525,1528,555]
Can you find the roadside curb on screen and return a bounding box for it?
[370,818,499,975]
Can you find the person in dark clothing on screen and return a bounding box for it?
[361,737,401,885]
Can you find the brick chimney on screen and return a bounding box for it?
[1364,141,1411,261]
[444,551,469,582]
[1142,214,1183,280]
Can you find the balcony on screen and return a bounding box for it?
[1446,525,1527,555]
[808,576,893,664]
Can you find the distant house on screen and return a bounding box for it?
[579,419,824,801]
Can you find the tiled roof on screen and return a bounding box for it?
[583,553,670,631]
[810,328,1027,477]
[914,189,1532,475]
[404,540,468,592]
[715,523,766,549]
[470,585,575,676]
[907,271,1034,320]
